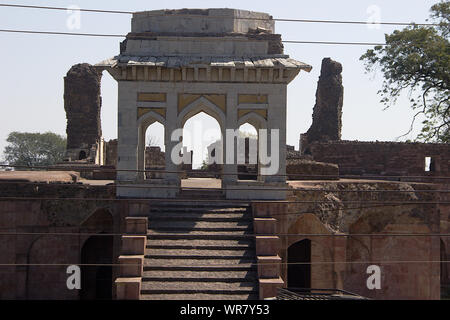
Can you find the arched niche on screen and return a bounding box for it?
[287,239,312,290]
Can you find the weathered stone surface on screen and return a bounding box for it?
[302,57,343,153]
[262,180,443,299]
[104,139,117,167]
[286,159,339,180]
[64,63,102,154]
[0,171,79,183]
[305,140,450,178]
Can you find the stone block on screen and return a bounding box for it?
[255,236,280,256]
[257,255,281,279]
[121,236,146,255]
[252,202,289,218]
[118,255,144,277]
[254,218,276,234]
[115,277,141,300]
[125,217,148,234]
[259,277,284,300]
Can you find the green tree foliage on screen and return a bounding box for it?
[3,132,67,168]
[360,1,450,142]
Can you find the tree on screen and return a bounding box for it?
[360,1,450,142]
[3,132,67,168]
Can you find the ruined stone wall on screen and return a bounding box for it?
[64,63,102,161]
[286,159,339,180]
[104,139,118,167]
[145,146,165,168]
[0,182,121,299]
[254,180,443,299]
[306,140,450,178]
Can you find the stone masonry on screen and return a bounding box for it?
[301,57,343,153]
[64,63,103,161]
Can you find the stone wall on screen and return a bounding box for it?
[0,182,122,299]
[254,180,444,299]
[305,140,450,179]
[104,139,118,167]
[145,146,165,168]
[286,159,339,180]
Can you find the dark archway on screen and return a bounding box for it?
[80,235,113,300]
[288,239,312,290]
[79,150,87,160]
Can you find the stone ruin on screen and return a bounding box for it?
[299,57,450,180]
[64,63,103,163]
[0,8,448,302]
[301,57,343,153]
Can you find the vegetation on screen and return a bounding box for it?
[360,1,450,142]
[3,131,67,168]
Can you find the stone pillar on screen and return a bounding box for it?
[264,87,287,184]
[137,125,146,181]
[222,92,238,186]
[164,92,181,184]
[117,81,138,181]
[64,63,103,161]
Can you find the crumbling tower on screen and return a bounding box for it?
[301,57,343,154]
[64,63,103,162]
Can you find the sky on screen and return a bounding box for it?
[0,0,439,167]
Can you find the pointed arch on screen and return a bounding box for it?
[178,96,225,130]
[137,110,166,129]
[237,111,267,130]
[137,112,166,179]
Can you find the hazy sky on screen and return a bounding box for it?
[0,0,438,167]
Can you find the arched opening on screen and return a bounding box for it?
[79,208,114,300]
[100,71,118,143]
[80,235,113,300]
[237,123,258,180]
[182,111,222,187]
[144,121,165,179]
[79,150,87,160]
[288,239,312,290]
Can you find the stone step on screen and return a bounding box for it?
[144,258,255,267]
[147,201,249,207]
[148,221,252,231]
[143,265,256,272]
[146,240,255,251]
[147,231,253,240]
[178,192,225,200]
[148,206,249,213]
[145,248,255,258]
[148,207,249,214]
[136,200,258,300]
[147,238,255,248]
[140,280,258,294]
[147,212,252,221]
[142,270,258,281]
[140,293,258,300]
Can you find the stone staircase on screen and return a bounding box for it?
[140,201,259,300]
